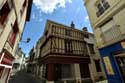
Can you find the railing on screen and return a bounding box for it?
[51,32,84,42]
[40,47,89,57]
[101,25,125,46]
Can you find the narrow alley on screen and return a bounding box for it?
[9,70,44,83]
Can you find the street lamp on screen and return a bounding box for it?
[20,38,31,43]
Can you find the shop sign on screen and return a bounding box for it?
[103,56,114,75]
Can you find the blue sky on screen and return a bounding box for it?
[19,0,92,57]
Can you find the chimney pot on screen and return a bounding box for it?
[71,21,75,28]
[82,27,88,32]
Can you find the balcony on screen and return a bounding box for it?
[40,47,89,58]
[51,31,85,42]
[101,25,125,46]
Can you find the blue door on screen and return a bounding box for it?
[99,43,124,83]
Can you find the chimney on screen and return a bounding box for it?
[70,21,75,28]
[82,27,88,32]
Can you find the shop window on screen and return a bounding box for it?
[80,63,90,78]
[95,60,101,72]
[61,64,71,79]
[0,1,10,25]
[96,0,110,17]
[55,64,62,80]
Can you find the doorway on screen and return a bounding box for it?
[80,63,90,78]
[114,53,125,81]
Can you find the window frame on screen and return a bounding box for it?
[96,0,110,17]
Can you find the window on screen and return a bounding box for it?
[84,43,89,55]
[42,64,47,78]
[88,44,95,54]
[95,60,101,72]
[102,0,110,9]
[96,0,110,17]
[65,29,71,36]
[0,1,10,25]
[65,39,72,53]
[9,30,17,47]
[52,25,56,33]
[84,32,89,38]
[8,21,18,47]
[61,64,71,78]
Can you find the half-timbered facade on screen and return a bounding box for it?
[35,20,105,83]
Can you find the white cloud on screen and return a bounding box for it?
[33,0,72,14]
[85,16,89,20]
[84,15,89,22]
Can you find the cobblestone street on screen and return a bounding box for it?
[9,70,44,83]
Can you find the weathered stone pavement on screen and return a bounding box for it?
[9,70,44,83]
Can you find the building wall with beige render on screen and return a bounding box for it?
[0,0,32,82]
[0,0,29,56]
[84,0,125,48]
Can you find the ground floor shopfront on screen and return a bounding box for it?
[0,50,14,83]
[35,56,104,83]
[99,40,125,83]
[40,63,92,83]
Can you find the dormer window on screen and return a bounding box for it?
[96,0,110,17]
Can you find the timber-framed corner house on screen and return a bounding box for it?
[32,20,105,83]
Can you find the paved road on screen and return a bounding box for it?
[9,70,44,83]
